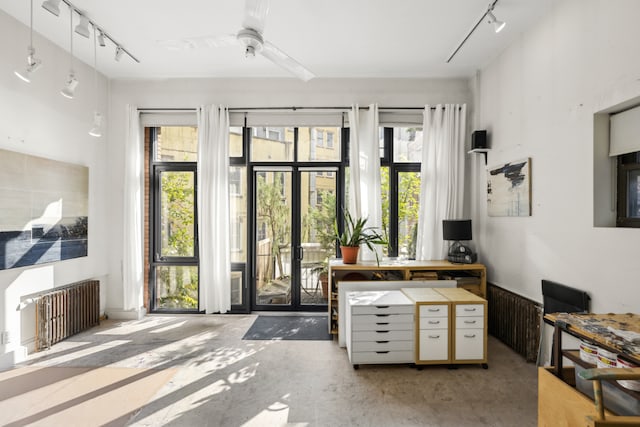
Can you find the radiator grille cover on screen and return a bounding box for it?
[35,279,100,351]
[487,283,541,362]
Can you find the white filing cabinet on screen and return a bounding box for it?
[437,287,488,367]
[346,290,414,368]
[401,288,450,364]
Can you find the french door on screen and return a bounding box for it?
[252,166,337,311]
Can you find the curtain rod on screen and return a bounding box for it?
[138,106,458,113]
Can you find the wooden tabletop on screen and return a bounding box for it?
[545,312,640,361]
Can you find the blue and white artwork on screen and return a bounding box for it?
[487,158,531,217]
[0,149,88,270]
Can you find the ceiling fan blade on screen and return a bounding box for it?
[157,34,238,50]
[242,0,269,33]
[261,40,315,82]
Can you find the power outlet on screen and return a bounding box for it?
[1,331,10,345]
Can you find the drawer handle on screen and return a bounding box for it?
[376,351,390,354]
[376,322,389,325]
[464,320,477,324]
[464,307,477,312]
[428,335,440,339]
[375,341,389,344]
[428,320,440,325]
[375,306,389,309]
[427,308,441,312]
[375,314,390,317]
[375,330,389,333]
[464,334,477,338]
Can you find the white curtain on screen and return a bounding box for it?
[123,105,143,311]
[348,104,382,261]
[416,104,467,260]
[197,105,231,313]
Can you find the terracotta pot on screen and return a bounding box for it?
[340,246,360,264]
[319,272,329,298]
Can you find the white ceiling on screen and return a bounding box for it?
[0,0,554,81]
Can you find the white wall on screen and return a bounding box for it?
[472,0,640,312]
[0,10,109,367]
[107,77,473,313]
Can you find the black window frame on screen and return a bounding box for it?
[617,151,640,228]
[149,126,200,313]
[381,127,421,258]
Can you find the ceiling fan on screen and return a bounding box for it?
[159,0,315,81]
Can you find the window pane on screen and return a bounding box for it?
[393,127,423,162]
[230,126,243,157]
[160,171,195,257]
[231,270,243,305]
[230,166,247,262]
[155,265,198,309]
[398,171,421,259]
[628,169,640,218]
[154,126,198,162]
[251,127,293,161]
[380,167,389,257]
[298,127,341,162]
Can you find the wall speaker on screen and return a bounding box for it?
[471,130,487,150]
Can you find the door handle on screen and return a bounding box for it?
[297,246,304,261]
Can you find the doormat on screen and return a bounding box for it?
[242,315,332,341]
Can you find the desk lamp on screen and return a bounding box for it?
[442,219,477,264]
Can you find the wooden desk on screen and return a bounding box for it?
[328,259,486,335]
[545,312,640,377]
[540,313,640,425]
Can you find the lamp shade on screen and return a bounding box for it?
[442,220,472,241]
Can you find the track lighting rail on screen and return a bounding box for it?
[52,0,140,63]
[446,0,503,64]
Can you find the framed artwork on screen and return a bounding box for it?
[0,149,88,270]
[487,157,531,217]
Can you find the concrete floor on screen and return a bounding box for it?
[19,314,538,426]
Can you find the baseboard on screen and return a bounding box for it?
[105,307,147,320]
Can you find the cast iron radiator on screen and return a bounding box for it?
[487,283,542,362]
[35,279,100,351]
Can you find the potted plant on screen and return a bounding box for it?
[334,210,387,264]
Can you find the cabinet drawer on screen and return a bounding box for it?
[420,317,448,330]
[455,316,484,329]
[419,305,448,318]
[455,328,485,360]
[352,330,413,342]
[351,350,414,364]
[455,304,484,317]
[352,313,413,326]
[352,340,413,352]
[419,330,449,361]
[352,304,413,315]
[352,321,414,332]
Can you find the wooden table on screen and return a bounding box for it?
[545,312,640,377]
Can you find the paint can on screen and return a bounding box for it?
[597,348,618,369]
[617,357,640,392]
[579,340,599,364]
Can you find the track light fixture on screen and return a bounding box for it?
[114,46,123,62]
[88,112,102,137]
[41,0,61,16]
[61,72,78,98]
[60,7,77,99]
[446,0,506,63]
[74,14,90,38]
[15,0,42,83]
[486,10,506,33]
[97,30,106,47]
[89,25,102,138]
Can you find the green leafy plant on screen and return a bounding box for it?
[334,210,387,264]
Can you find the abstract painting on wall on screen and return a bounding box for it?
[487,158,531,217]
[0,149,88,270]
